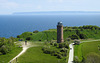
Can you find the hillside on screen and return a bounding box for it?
[17,25,100,41]
[74,41,100,63]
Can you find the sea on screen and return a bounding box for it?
[0,13,100,38]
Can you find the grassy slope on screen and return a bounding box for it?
[18,46,66,63]
[74,44,83,61]
[82,41,100,57]
[18,29,100,41]
[0,47,22,63]
[74,41,100,61]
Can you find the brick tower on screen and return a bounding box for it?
[57,22,64,43]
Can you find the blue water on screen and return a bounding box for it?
[0,14,100,38]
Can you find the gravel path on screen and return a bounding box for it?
[9,42,32,63]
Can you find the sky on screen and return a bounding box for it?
[0,0,100,14]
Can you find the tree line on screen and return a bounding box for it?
[0,37,18,55]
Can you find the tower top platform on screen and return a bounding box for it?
[57,22,63,26]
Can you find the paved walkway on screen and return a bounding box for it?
[68,39,100,63]
[68,43,74,63]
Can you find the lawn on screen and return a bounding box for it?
[74,41,100,61]
[18,46,66,63]
[0,47,22,63]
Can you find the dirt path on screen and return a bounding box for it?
[9,42,33,63]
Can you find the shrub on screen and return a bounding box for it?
[65,43,69,49]
[54,43,57,46]
[60,48,65,52]
[54,53,58,56]
[26,37,31,40]
[66,38,71,42]
[57,54,63,59]
[33,30,39,33]
[50,42,53,45]
[79,34,88,39]
[59,43,64,48]
[42,47,51,54]
[61,52,67,57]
[44,42,48,45]
[69,34,79,40]
[60,48,67,52]
[0,45,8,54]
[39,39,41,41]
[17,35,20,38]
[43,49,50,54]
[30,33,33,35]
[74,40,80,45]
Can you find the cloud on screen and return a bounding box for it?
[0,0,19,9]
[48,0,64,3]
[37,5,42,9]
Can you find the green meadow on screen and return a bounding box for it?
[0,47,22,63]
[74,41,100,62]
[18,46,66,63]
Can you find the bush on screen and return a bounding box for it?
[42,47,51,54]
[44,42,48,45]
[50,42,53,45]
[54,43,57,46]
[39,39,41,41]
[26,37,31,40]
[33,30,39,33]
[65,43,69,49]
[57,54,63,59]
[0,38,16,55]
[0,45,8,54]
[61,52,67,57]
[79,34,88,39]
[66,38,71,42]
[60,48,65,52]
[74,40,80,45]
[59,43,64,48]
[43,49,51,54]
[54,53,58,56]
[69,34,79,40]
[17,35,20,38]
[60,48,67,52]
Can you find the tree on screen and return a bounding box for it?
[79,34,88,39]
[69,34,79,40]
[0,45,8,54]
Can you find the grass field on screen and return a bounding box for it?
[0,47,22,63]
[18,46,66,63]
[74,41,100,61]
